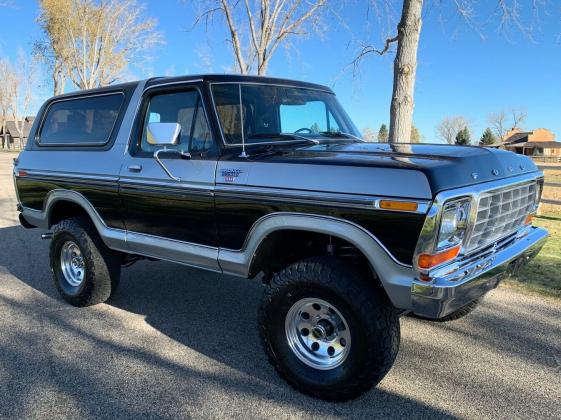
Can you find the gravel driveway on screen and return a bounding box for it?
[0,153,560,419]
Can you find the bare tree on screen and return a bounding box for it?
[0,60,15,149]
[488,108,527,140]
[488,110,508,140]
[354,1,551,143]
[11,54,35,148]
[362,127,376,141]
[511,108,527,129]
[192,0,327,75]
[436,116,470,145]
[36,0,162,92]
[0,54,35,149]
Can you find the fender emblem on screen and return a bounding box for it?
[221,168,243,182]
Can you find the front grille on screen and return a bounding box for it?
[465,182,537,252]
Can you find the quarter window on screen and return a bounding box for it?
[140,90,212,154]
[39,93,123,145]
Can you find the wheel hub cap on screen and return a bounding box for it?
[285,298,351,370]
[60,241,85,287]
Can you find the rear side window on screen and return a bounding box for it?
[39,93,124,145]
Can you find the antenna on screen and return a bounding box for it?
[238,83,248,158]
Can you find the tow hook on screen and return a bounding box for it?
[41,232,53,240]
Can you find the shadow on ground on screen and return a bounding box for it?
[0,224,454,418]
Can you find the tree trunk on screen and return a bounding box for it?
[53,71,65,96]
[388,0,423,143]
[1,119,5,150]
[52,59,66,96]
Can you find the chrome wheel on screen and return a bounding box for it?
[60,241,85,287]
[285,297,351,370]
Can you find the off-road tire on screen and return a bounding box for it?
[413,299,480,322]
[437,299,481,322]
[49,217,120,306]
[259,257,400,401]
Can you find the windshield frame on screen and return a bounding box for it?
[208,81,360,147]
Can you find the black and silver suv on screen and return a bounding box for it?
[14,74,548,401]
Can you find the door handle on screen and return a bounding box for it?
[128,164,142,173]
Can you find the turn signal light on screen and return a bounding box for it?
[525,214,533,225]
[379,200,418,212]
[417,245,461,270]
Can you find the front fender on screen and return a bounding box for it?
[217,212,415,310]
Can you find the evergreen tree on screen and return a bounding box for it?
[310,122,321,134]
[377,124,389,142]
[411,125,421,143]
[455,127,471,145]
[479,127,496,146]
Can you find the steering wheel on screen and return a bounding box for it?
[295,127,313,134]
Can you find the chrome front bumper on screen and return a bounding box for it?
[411,226,548,319]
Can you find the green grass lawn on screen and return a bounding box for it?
[505,215,561,299]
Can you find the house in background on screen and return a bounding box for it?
[0,116,35,149]
[500,127,561,158]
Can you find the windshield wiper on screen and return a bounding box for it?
[319,131,364,142]
[247,133,319,144]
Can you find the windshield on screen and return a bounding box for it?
[211,83,360,145]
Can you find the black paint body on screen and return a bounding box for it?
[16,176,124,229]
[214,194,424,263]
[15,74,541,268]
[118,182,218,247]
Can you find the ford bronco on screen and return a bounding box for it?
[13,74,548,401]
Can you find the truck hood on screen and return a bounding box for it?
[252,142,540,194]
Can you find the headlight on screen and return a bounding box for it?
[436,198,471,251]
[535,182,543,208]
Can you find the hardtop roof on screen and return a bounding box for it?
[145,74,334,93]
[50,81,140,100]
[47,74,334,102]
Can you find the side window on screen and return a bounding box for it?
[140,90,212,155]
[39,93,123,145]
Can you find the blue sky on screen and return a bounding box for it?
[0,0,560,142]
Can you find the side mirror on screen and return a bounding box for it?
[146,122,181,146]
[146,122,189,182]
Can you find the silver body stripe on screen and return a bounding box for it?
[21,194,414,310]
[215,185,430,214]
[215,160,432,200]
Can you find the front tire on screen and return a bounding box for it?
[50,217,120,307]
[415,299,481,322]
[259,257,400,401]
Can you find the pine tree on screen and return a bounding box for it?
[479,127,496,146]
[377,124,388,142]
[455,127,471,145]
[411,125,421,143]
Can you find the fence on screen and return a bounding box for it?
[532,156,561,164]
[1,135,27,150]
[538,165,561,207]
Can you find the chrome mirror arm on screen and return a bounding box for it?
[154,148,187,182]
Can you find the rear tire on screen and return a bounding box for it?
[49,217,120,307]
[259,257,400,401]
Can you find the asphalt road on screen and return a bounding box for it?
[1,152,560,419]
